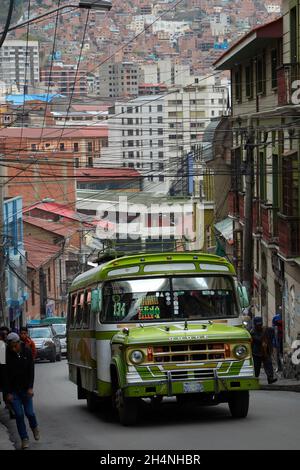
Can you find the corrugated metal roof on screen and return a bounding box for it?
[6,94,64,105]
[24,237,62,269]
[214,217,233,244]
[0,127,108,139]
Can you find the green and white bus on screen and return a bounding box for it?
[67,252,259,425]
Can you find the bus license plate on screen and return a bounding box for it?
[183,382,204,393]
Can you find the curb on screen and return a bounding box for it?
[260,384,300,392]
[0,422,14,450]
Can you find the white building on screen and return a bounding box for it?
[0,40,39,91]
[265,4,281,13]
[140,59,191,87]
[128,15,157,34]
[99,76,229,195]
[152,20,190,36]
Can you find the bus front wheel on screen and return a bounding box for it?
[228,391,249,418]
[114,388,139,426]
[86,391,100,412]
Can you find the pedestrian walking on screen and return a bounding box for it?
[20,327,37,360]
[3,332,40,450]
[250,317,278,385]
[0,330,6,405]
[272,307,283,372]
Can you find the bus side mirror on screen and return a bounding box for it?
[238,284,250,309]
[91,289,102,314]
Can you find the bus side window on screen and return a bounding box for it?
[76,292,84,328]
[83,290,91,329]
[70,293,77,328]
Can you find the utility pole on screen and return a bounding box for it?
[0,167,6,326]
[242,117,255,296]
[0,1,14,326]
[39,268,47,319]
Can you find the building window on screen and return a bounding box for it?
[290,6,298,63]
[60,143,65,151]
[87,142,93,153]
[158,128,163,135]
[73,142,79,152]
[256,54,266,95]
[234,65,242,102]
[31,144,37,151]
[158,151,164,158]
[31,280,35,306]
[157,116,163,124]
[48,267,51,291]
[158,140,164,147]
[245,62,253,98]
[282,152,299,216]
[271,49,278,89]
[259,150,266,201]
[157,105,163,112]
[88,157,93,167]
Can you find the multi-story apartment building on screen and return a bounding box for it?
[101,95,168,193]
[140,59,191,88]
[0,40,40,92]
[40,62,88,97]
[214,4,300,375]
[0,126,108,170]
[100,76,228,195]
[98,61,143,98]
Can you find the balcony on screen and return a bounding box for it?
[278,213,300,258]
[228,191,245,221]
[228,191,239,217]
[252,198,259,232]
[261,204,279,244]
[238,193,245,221]
[277,63,300,106]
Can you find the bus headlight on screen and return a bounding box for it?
[234,345,248,359]
[130,350,144,364]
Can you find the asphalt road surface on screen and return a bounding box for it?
[3,361,300,450]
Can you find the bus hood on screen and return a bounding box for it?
[111,322,251,346]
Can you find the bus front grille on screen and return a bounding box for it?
[153,343,226,363]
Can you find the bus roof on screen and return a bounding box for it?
[69,252,236,292]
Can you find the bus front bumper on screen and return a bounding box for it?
[124,364,260,398]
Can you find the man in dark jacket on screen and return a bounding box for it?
[4,332,40,449]
[250,317,277,385]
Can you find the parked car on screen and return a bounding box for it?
[52,323,67,356]
[28,326,62,362]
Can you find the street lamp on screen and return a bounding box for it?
[0,1,112,36]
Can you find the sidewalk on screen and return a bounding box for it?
[0,407,14,450]
[259,372,300,392]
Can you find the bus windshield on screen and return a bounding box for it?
[101,276,238,323]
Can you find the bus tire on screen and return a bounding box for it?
[228,391,249,418]
[86,391,100,412]
[115,388,138,426]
